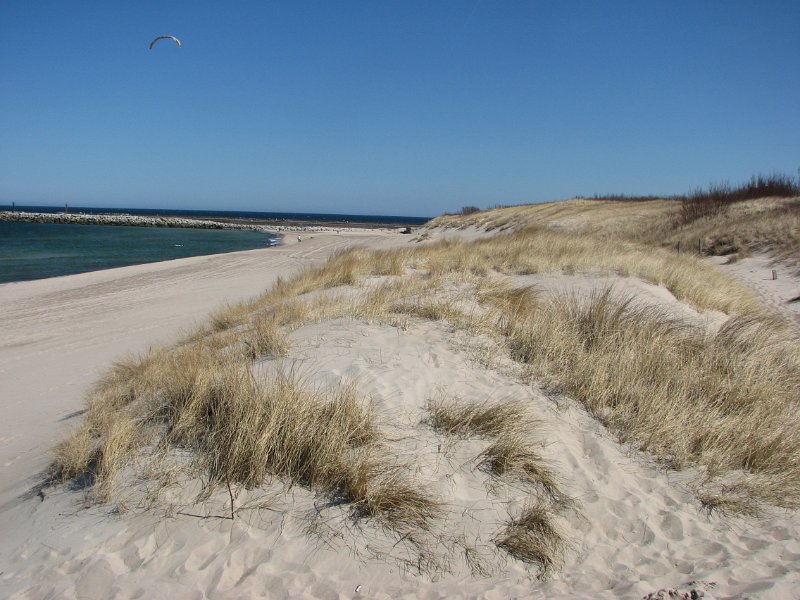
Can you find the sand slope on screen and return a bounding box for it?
[707,253,800,331]
[1,230,798,599]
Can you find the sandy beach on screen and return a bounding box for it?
[1,224,799,599]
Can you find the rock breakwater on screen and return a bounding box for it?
[0,211,266,231]
[0,211,404,234]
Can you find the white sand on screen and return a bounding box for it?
[1,230,798,599]
[707,253,800,331]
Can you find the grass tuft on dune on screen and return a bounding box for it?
[423,393,572,575]
[495,502,569,578]
[53,352,439,531]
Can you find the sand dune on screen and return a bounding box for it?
[1,227,798,599]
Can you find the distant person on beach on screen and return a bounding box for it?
[297,235,302,242]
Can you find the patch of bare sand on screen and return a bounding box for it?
[707,253,800,331]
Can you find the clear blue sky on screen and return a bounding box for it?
[1,1,798,217]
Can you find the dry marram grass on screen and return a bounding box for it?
[53,349,439,532]
[492,286,800,509]
[429,195,800,266]
[495,502,569,578]
[424,395,531,438]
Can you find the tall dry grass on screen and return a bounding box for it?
[408,227,761,315]
[424,395,531,439]
[417,275,800,510]
[267,233,798,512]
[53,348,438,531]
[59,222,798,513]
[427,198,676,237]
[486,285,800,511]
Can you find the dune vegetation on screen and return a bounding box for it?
[431,174,800,263]
[52,181,800,577]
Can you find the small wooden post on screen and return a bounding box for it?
[697,239,702,255]
[677,241,681,254]
[772,269,778,280]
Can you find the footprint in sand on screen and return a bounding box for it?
[659,511,684,541]
[75,559,118,599]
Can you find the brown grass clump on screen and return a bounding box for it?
[342,456,440,531]
[477,435,568,507]
[52,423,97,483]
[196,369,377,491]
[424,395,531,439]
[494,502,568,578]
[209,301,254,332]
[243,315,289,359]
[94,417,139,501]
[52,345,438,531]
[278,248,373,297]
[392,298,471,327]
[354,277,434,326]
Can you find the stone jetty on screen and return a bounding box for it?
[0,211,266,231]
[0,211,405,234]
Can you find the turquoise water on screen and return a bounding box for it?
[0,222,278,284]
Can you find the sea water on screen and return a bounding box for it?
[0,221,279,284]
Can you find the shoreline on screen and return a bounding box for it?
[0,213,417,285]
[0,228,409,505]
